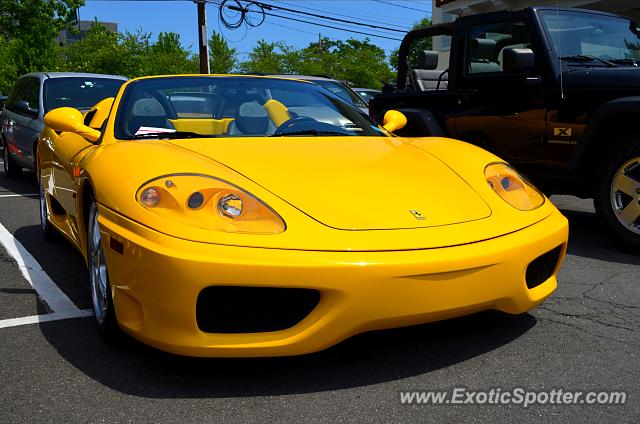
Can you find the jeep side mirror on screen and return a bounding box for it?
[15,100,39,117]
[503,48,535,73]
[382,110,407,133]
[44,107,101,143]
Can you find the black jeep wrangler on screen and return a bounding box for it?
[370,7,640,249]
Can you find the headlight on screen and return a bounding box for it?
[136,174,285,234]
[484,162,544,211]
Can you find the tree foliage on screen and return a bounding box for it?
[239,37,394,89]
[0,5,399,94]
[61,23,196,78]
[0,0,83,93]
[209,31,237,74]
[390,16,433,70]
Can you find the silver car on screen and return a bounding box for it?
[271,75,369,113]
[1,72,127,177]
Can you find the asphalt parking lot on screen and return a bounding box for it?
[0,164,638,423]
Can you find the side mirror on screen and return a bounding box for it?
[15,100,39,117]
[503,48,535,73]
[85,97,114,129]
[382,110,407,133]
[44,107,101,143]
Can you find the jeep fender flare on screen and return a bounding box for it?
[570,96,640,172]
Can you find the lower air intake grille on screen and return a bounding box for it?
[196,286,321,333]
[525,246,563,289]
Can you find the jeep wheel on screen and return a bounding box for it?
[595,137,640,250]
[2,138,22,178]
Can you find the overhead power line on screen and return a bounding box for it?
[373,0,432,14]
[208,0,404,41]
[246,1,407,33]
[270,0,411,30]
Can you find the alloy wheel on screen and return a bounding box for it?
[39,177,48,231]
[610,157,640,235]
[89,205,109,324]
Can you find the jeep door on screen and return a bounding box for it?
[452,15,547,170]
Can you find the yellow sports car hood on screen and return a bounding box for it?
[168,137,492,230]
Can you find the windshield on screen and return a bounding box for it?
[357,90,377,102]
[539,10,640,65]
[311,80,368,109]
[44,77,125,112]
[114,76,384,139]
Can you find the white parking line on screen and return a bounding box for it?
[0,193,39,198]
[0,221,88,328]
[0,310,92,329]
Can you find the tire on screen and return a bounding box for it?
[2,138,22,178]
[38,173,57,240]
[594,136,640,250]
[87,200,122,341]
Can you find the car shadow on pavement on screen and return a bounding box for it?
[559,208,640,266]
[38,310,535,397]
[0,169,37,195]
[13,225,91,309]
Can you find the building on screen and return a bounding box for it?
[56,20,118,45]
[432,0,640,67]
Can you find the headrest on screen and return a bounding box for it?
[235,102,269,135]
[417,50,439,70]
[132,98,165,117]
[470,38,497,61]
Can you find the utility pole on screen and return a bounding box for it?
[195,0,210,74]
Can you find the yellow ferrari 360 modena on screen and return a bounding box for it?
[37,75,568,357]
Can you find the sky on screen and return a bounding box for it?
[78,0,433,60]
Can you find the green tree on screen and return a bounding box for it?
[0,0,84,81]
[240,40,285,74]
[62,22,128,75]
[145,32,197,76]
[390,16,433,70]
[209,31,237,73]
[277,37,394,89]
[0,38,19,94]
[332,39,394,89]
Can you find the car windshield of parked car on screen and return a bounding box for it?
[540,10,640,65]
[114,76,385,139]
[44,77,125,112]
[357,90,376,103]
[311,80,368,109]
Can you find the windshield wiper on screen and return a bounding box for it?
[559,55,617,67]
[270,129,351,137]
[131,131,218,140]
[608,58,639,67]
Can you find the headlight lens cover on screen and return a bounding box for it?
[484,162,544,211]
[136,174,285,234]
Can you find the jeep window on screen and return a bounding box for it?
[540,10,640,65]
[466,21,531,74]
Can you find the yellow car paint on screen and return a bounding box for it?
[37,74,569,357]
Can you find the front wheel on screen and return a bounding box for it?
[38,174,57,240]
[594,137,640,250]
[87,201,121,340]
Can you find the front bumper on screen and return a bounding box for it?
[99,206,568,357]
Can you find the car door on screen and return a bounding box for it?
[6,76,43,170]
[452,16,547,169]
[50,127,95,239]
[2,78,27,162]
